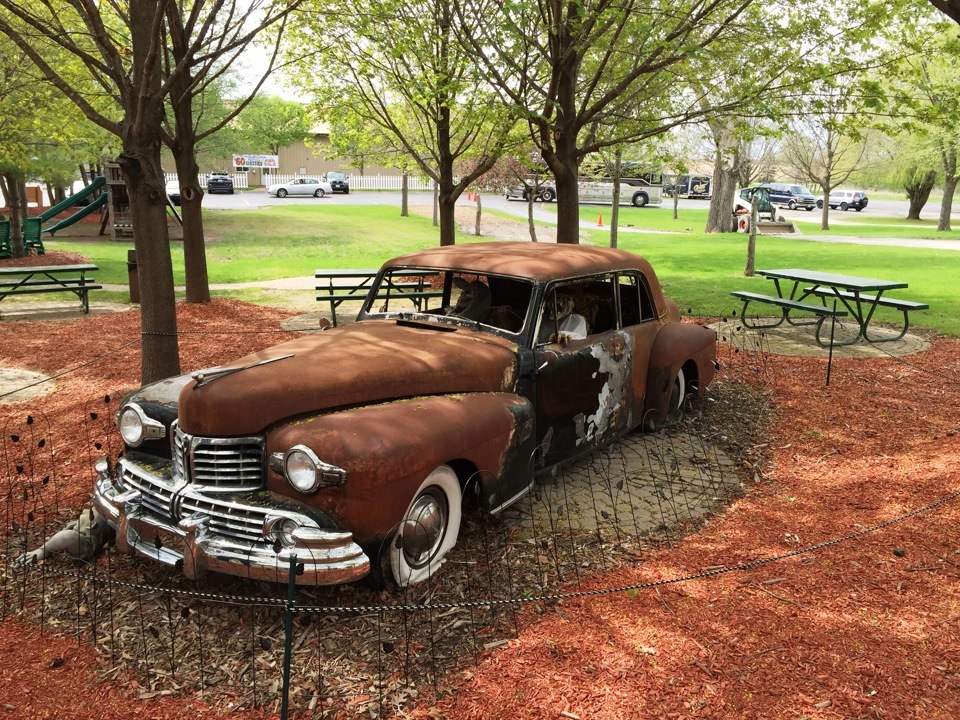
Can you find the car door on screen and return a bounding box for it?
[532,274,635,470]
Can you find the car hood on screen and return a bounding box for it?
[175,320,519,436]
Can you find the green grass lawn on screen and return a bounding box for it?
[44,202,960,337]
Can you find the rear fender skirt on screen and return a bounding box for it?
[266,393,535,546]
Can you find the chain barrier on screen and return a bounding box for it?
[5,483,956,615]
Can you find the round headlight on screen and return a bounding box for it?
[118,406,146,446]
[285,447,319,493]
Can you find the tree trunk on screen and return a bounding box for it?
[937,141,956,231]
[706,142,738,233]
[542,35,582,246]
[436,103,458,246]
[118,145,181,383]
[168,78,211,303]
[904,169,936,221]
[401,173,409,217]
[3,174,25,257]
[527,192,538,242]
[474,192,482,236]
[121,0,181,383]
[939,176,957,232]
[609,146,621,249]
[432,181,438,227]
[745,198,758,277]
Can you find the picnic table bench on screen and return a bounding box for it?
[0,264,101,313]
[315,269,443,326]
[731,268,927,347]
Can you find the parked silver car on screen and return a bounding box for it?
[267,178,334,198]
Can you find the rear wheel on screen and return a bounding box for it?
[816,200,823,209]
[314,188,325,198]
[646,367,687,430]
[840,202,849,211]
[539,187,556,202]
[389,465,462,587]
[788,200,797,210]
[632,192,648,207]
[277,188,288,198]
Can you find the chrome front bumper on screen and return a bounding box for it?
[94,471,370,586]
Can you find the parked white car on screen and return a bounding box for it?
[267,178,333,198]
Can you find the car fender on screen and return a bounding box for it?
[265,392,535,548]
[642,322,717,425]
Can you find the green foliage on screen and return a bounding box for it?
[232,95,310,156]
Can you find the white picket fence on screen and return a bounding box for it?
[165,173,435,191]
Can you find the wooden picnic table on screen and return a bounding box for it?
[732,268,927,347]
[314,269,442,326]
[0,263,101,313]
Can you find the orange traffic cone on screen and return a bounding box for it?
[597,213,603,227]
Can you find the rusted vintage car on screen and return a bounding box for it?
[94,243,717,588]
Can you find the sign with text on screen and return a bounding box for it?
[233,154,279,169]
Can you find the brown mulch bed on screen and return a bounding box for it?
[0,249,91,268]
[0,255,958,718]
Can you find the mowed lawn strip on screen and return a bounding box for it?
[42,202,960,337]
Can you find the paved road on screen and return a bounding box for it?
[202,189,960,250]
[204,187,954,218]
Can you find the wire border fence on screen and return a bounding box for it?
[1,310,957,718]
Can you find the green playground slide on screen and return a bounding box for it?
[20,177,108,254]
[42,192,108,235]
[37,176,106,224]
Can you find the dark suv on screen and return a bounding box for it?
[206,171,234,195]
[326,172,350,194]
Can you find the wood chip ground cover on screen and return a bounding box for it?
[0,251,958,719]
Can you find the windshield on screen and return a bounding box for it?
[360,268,534,338]
[790,185,811,194]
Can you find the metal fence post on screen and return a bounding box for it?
[281,554,297,720]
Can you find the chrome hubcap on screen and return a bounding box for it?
[400,490,447,568]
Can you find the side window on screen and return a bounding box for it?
[619,273,656,325]
[537,275,617,345]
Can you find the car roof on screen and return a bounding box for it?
[384,241,660,283]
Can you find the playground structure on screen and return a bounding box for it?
[1,167,181,257]
[1,178,107,258]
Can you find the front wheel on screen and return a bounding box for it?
[277,188,288,198]
[788,201,797,210]
[805,206,814,211]
[539,187,556,202]
[314,189,325,198]
[389,465,462,587]
[632,192,648,208]
[816,200,824,209]
[840,202,849,211]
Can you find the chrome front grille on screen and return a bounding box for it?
[119,458,273,544]
[172,422,265,490]
[180,496,274,542]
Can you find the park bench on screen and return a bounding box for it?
[804,287,928,342]
[730,290,848,331]
[315,269,443,326]
[0,264,102,313]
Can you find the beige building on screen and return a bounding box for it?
[199,129,407,187]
